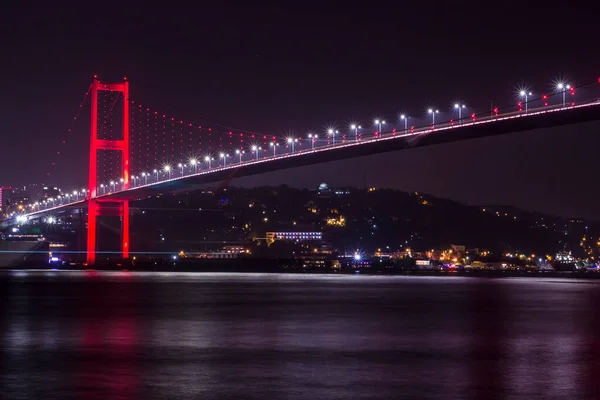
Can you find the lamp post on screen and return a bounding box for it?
[519,90,532,114]
[154,169,158,181]
[287,138,298,153]
[142,172,148,185]
[178,163,184,175]
[454,103,466,124]
[189,158,197,173]
[350,124,360,141]
[399,115,408,133]
[163,166,171,179]
[220,153,228,167]
[269,142,279,156]
[235,149,243,163]
[308,134,318,150]
[428,108,439,126]
[110,181,115,192]
[374,119,385,135]
[557,83,570,108]
[251,145,260,160]
[204,155,212,169]
[327,129,338,145]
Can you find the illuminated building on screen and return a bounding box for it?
[266,231,322,244]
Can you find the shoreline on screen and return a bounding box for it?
[1,266,600,280]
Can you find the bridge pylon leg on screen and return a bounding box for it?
[85,199,130,266]
[86,199,97,265]
[122,200,129,259]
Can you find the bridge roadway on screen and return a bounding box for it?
[19,99,600,220]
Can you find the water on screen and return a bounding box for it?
[1,272,600,399]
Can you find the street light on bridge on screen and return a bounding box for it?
[327,129,338,145]
[428,108,439,126]
[399,114,409,133]
[454,103,466,124]
[235,149,244,163]
[519,90,532,114]
[204,155,212,169]
[350,124,361,141]
[220,152,229,166]
[189,158,198,173]
[308,133,318,150]
[153,169,158,181]
[269,141,279,156]
[374,119,385,136]
[251,145,261,160]
[286,138,298,153]
[141,172,148,185]
[556,82,571,108]
[178,163,184,175]
[110,181,115,192]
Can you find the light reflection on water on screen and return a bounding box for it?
[1,272,600,399]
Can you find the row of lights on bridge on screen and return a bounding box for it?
[29,80,588,211]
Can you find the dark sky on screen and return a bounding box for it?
[1,3,599,219]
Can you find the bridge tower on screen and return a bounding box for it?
[86,77,130,265]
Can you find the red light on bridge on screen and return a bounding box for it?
[493,107,498,116]
[450,119,454,126]
[392,128,396,135]
[471,113,476,121]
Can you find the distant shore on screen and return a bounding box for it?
[1,260,599,279]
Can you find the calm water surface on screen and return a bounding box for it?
[1,272,600,399]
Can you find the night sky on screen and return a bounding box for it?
[1,3,599,219]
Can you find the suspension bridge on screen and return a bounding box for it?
[6,76,600,265]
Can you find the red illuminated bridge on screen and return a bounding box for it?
[8,76,600,265]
